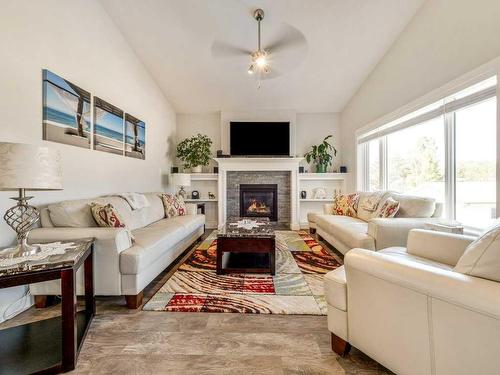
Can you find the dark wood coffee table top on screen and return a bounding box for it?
[218,217,275,239]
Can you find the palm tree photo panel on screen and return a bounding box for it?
[42,69,91,149]
[93,97,125,156]
[125,113,146,160]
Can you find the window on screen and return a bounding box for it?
[387,117,445,203]
[358,77,497,229]
[368,139,380,191]
[455,98,496,227]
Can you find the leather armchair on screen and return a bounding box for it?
[325,229,500,375]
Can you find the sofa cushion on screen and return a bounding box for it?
[324,266,347,310]
[332,193,359,217]
[381,247,453,271]
[160,194,187,218]
[356,191,388,221]
[48,196,132,228]
[388,193,436,218]
[167,214,205,233]
[128,193,166,230]
[376,197,400,218]
[91,202,127,228]
[121,219,188,274]
[315,214,375,249]
[454,222,500,282]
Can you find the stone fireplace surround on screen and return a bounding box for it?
[228,173,288,226]
[215,158,302,230]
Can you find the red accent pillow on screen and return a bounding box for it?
[160,194,187,218]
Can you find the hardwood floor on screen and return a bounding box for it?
[0,231,392,374]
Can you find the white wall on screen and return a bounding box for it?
[176,112,341,172]
[296,113,341,171]
[340,0,500,191]
[176,112,221,171]
[0,0,176,322]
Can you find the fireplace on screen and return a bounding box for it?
[240,184,278,221]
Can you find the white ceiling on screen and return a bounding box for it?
[100,0,424,113]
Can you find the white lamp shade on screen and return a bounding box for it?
[0,142,63,191]
[172,173,191,187]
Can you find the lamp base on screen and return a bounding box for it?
[8,240,41,258]
[178,186,187,199]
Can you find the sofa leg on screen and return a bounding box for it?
[35,295,48,308]
[309,227,316,234]
[331,333,351,357]
[125,291,144,309]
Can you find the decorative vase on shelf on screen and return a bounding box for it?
[316,163,328,173]
[191,165,203,173]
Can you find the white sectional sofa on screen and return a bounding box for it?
[324,229,500,375]
[314,191,442,254]
[28,193,205,308]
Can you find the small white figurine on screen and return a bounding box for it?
[314,187,327,199]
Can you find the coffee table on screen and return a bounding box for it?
[217,217,276,275]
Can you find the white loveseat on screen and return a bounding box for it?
[314,191,442,254]
[324,229,500,374]
[28,193,205,308]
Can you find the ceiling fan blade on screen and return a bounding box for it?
[265,27,306,54]
[211,41,252,59]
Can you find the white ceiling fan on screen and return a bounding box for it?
[211,8,307,87]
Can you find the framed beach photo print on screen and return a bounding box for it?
[42,70,91,149]
[125,113,146,159]
[93,97,124,155]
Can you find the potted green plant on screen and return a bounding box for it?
[304,135,337,173]
[176,133,213,173]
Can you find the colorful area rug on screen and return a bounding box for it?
[143,231,343,315]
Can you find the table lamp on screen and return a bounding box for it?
[0,142,63,257]
[172,173,190,199]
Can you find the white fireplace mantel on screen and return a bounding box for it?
[214,157,303,230]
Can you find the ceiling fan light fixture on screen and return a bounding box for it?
[247,64,255,74]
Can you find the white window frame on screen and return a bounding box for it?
[357,77,497,230]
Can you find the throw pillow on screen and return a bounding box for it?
[160,194,187,218]
[90,202,134,241]
[332,193,359,217]
[91,202,127,228]
[454,221,500,282]
[377,197,400,218]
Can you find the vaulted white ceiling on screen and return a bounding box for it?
[100,0,424,113]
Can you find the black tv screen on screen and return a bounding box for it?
[230,122,290,156]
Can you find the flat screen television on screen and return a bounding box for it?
[230,122,290,156]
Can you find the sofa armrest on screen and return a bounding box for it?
[407,229,476,266]
[367,217,439,250]
[29,227,132,295]
[345,248,500,319]
[185,203,198,216]
[323,204,334,214]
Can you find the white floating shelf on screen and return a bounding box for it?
[184,199,219,202]
[189,173,219,181]
[298,173,347,181]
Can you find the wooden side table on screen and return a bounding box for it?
[0,238,95,374]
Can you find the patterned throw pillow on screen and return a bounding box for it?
[377,197,400,218]
[333,193,359,217]
[90,202,134,241]
[90,202,127,228]
[160,194,187,218]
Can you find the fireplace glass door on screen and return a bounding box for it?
[239,184,278,221]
